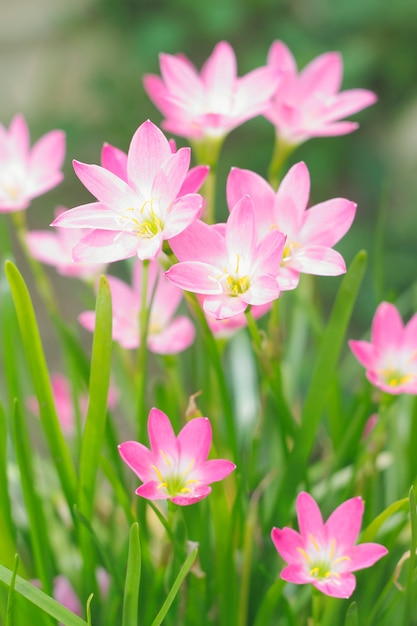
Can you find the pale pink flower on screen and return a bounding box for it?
[227,162,356,290]
[25,208,107,280]
[204,299,272,339]
[53,576,82,618]
[51,120,203,263]
[166,195,286,320]
[264,41,377,146]
[79,260,195,354]
[349,302,417,395]
[27,373,118,435]
[0,114,65,212]
[143,41,278,141]
[119,407,235,505]
[271,491,388,598]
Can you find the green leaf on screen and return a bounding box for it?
[275,251,367,517]
[122,522,141,626]
[5,555,19,626]
[5,261,77,513]
[404,486,417,624]
[0,403,20,572]
[345,601,359,626]
[0,563,88,626]
[150,547,198,626]
[360,497,408,543]
[10,399,55,593]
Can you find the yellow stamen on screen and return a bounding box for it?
[151,464,164,483]
[159,450,172,467]
[333,556,351,565]
[329,538,336,560]
[309,567,320,577]
[297,547,311,563]
[309,534,320,551]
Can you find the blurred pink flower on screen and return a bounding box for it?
[79,260,195,354]
[264,41,377,146]
[349,302,417,394]
[27,373,118,436]
[119,407,235,505]
[271,491,388,598]
[25,208,107,280]
[0,114,65,212]
[51,120,203,263]
[166,196,286,320]
[143,41,278,141]
[227,162,356,290]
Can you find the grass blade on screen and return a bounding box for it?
[122,522,141,626]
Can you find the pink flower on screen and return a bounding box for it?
[0,114,65,212]
[166,195,286,320]
[118,407,235,505]
[25,208,107,280]
[227,162,356,290]
[349,302,417,394]
[79,260,195,354]
[53,576,82,618]
[264,41,377,146]
[271,492,388,598]
[51,120,203,263]
[143,41,278,141]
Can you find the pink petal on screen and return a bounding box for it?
[321,89,378,123]
[371,302,404,351]
[201,41,236,100]
[162,194,203,238]
[177,417,212,465]
[53,576,82,616]
[267,41,298,75]
[253,229,286,276]
[171,485,212,506]
[73,161,140,211]
[346,543,388,571]
[147,407,178,455]
[73,230,139,263]
[274,162,310,235]
[9,114,30,157]
[404,312,417,347]
[179,165,210,195]
[152,147,191,203]
[234,67,280,117]
[101,143,128,181]
[136,481,170,501]
[29,130,66,178]
[78,311,96,334]
[127,120,171,194]
[244,275,280,306]
[325,496,364,549]
[313,572,356,598]
[348,340,376,370]
[226,167,275,224]
[226,195,256,262]
[165,261,222,295]
[286,245,346,276]
[169,219,226,265]
[299,199,357,247]
[203,293,248,320]
[195,459,236,483]
[159,53,202,103]
[148,316,195,354]
[296,492,325,541]
[271,526,303,564]
[118,441,155,482]
[51,203,122,230]
[300,52,343,99]
[280,564,312,585]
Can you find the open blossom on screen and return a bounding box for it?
[227,162,356,290]
[271,492,388,598]
[166,195,286,320]
[79,260,195,353]
[349,302,417,394]
[264,41,377,146]
[119,407,235,505]
[26,208,107,280]
[51,120,203,263]
[0,114,65,212]
[143,41,278,141]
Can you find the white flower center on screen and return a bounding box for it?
[297,535,351,581]
[151,450,199,497]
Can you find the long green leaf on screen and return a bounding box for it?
[0,403,20,572]
[404,486,417,624]
[5,555,19,626]
[344,602,358,626]
[150,547,198,626]
[122,522,141,626]
[360,497,408,543]
[5,261,77,512]
[276,251,367,517]
[0,563,88,626]
[11,399,55,593]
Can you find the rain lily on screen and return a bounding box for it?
[349,301,417,394]
[264,40,377,146]
[0,114,65,212]
[79,260,195,353]
[143,41,278,142]
[118,407,236,505]
[227,162,356,290]
[271,491,388,598]
[26,208,107,280]
[51,120,203,263]
[166,195,286,320]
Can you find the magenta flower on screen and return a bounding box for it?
[166,195,286,320]
[0,114,65,212]
[119,407,235,505]
[51,120,203,263]
[271,492,388,598]
[79,260,195,354]
[349,302,417,394]
[26,208,107,280]
[264,41,377,146]
[227,162,356,290]
[143,41,278,141]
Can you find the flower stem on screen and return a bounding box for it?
[136,259,151,440]
[267,134,296,190]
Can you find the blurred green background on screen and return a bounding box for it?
[1,0,417,326]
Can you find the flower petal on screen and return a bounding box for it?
[147,407,178,455]
[118,441,155,482]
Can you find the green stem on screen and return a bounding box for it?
[191,136,224,224]
[267,134,296,190]
[136,259,151,440]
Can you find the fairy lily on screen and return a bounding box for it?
[0,114,65,212]
[80,260,195,354]
[143,41,278,143]
[119,407,236,505]
[271,491,388,598]
[166,195,286,320]
[349,301,417,394]
[51,120,203,263]
[264,40,377,147]
[227,162,356,290]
